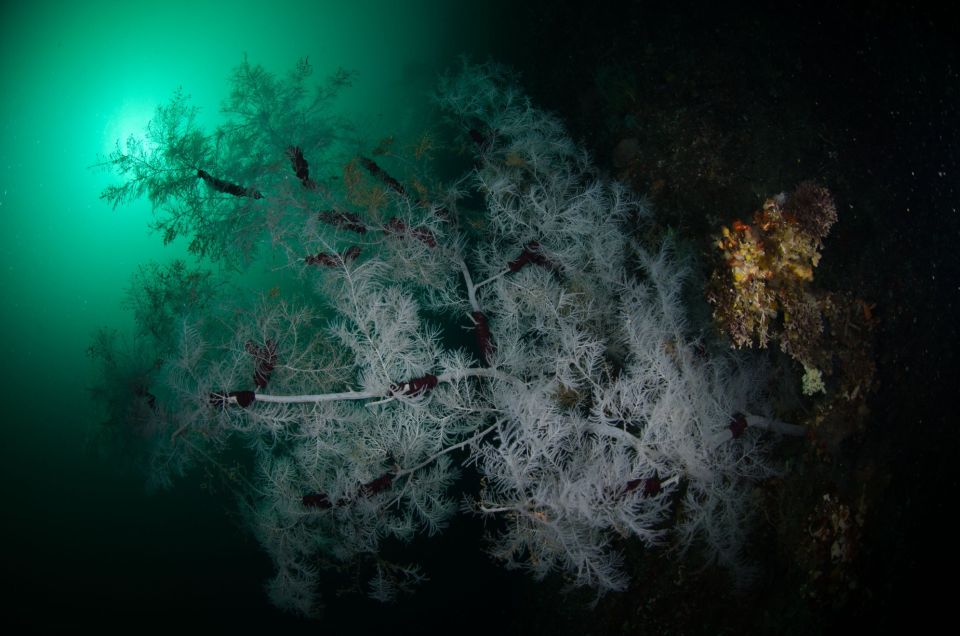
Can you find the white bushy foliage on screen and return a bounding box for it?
[119,60,796,618]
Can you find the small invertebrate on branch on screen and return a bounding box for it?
[507,241,555,273]
[359,156,406,196]
[471,311,494,365]
[286,145,317,190]
[728,412,748,439]
[361,472,394,496]
[390,373,439,396]
[302,492,333,509]
[245,339,278,389]
[196,168,262,199]
[209,390,257,409]
[383,218,437,247]
[623,476,662,497]
[317,210,367,234]
[302,472,394,510]
[304,246,361,267]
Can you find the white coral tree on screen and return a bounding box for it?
[112,60,802,618]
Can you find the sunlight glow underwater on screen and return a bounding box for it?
[102,99,157,156]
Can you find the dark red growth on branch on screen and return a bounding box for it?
[390,373,439,396]
[318,210,367,234]
[384,218,437,248]
[623,476,662,497]
[305,246,361,267]
[468,128,489,148]
[209,390,257,409]
[245,339,278,389]
[729,412,748,439]
[302,493,333,509]
[305,252,338,267]
[134,384,157,411]
[286,146,317,190]
[302,472,395,510]
[643,477,662,497]
[472,311,495,365]
[507,241,555,273]
[233,390,256,407]
[197,168,262,199]
[361,472,394,496]
[359,156,406,197]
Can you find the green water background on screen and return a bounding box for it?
[0,0,509,625]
